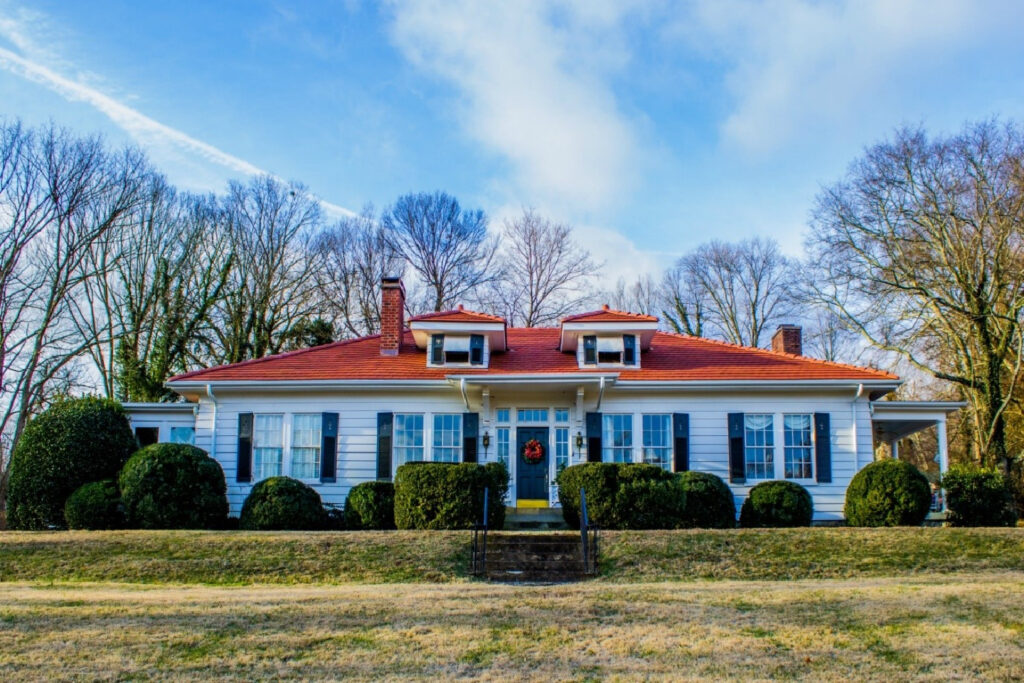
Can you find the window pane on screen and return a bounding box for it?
[784,414,813,479]
[554,408,570,424]
[555,427,570,474]
[254,414,283,480]
[291,414,322,479]
[496,427,510,467]
[495,408,510,424]
[169,427,194,445]
[744,414,774,479]
[394,414,424,468]
[517,408,549,423]
[642,414,672,470]
[602,414,633,463]
[432,413,463,462]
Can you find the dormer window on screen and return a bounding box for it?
[430,334,485,366]
[581,335,639,367]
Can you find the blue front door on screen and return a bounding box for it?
[516,426,549,500]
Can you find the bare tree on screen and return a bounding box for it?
[213,176,324,363]
[381,191,497,312]
[313,207,405,337]
[488,209,598,326]
[673,237,797,347]
[660,261,708,336]
[805,121,1024,472]
[605,275,660,316]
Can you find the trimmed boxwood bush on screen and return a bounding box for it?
[942,465,1018,527]
[7,397,137,529]
[344,481,396,530]
[240,476,326,530]
[677,471,737,528]
[740,481,813,528]
[119,443,228,529]
[557,463,687,530]
[393,462,509,530]
[845,459,931,527]
[64,479,123,530]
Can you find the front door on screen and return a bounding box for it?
[516,426,549,502]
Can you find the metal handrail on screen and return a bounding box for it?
[580,487,598,575]
[471,487,489,575]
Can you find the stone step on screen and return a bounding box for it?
[477,532,591,583]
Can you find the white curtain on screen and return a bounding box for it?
[444,335,470,351]
[597,336,623,352]
[744,414,773,431]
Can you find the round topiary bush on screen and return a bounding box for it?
[344,481,396,530]
[739,481,813,528]
[941,465,1018,527]
[557,463,687,530]
[677,471,737,528]
[844,459,931,527]
[393,462,509,530]
[7,397,137,529]
[64,479,123,530]
[239,476,326,530]
[119,443,228,529]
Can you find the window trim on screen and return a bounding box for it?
[742,413,775,481]
[601,413,634,463]
[431,413,464,462]
[253,413,285,482]
[782,413,816,481]
[290,413,322,482]
[583,335,597,364]
[641,413,672,470]
[392,412,426,473]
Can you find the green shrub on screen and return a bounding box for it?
[7,397,137,529]
[63,480,123,530]
[557,463,687,530]
[941,465,1018,527]
[119,443,228,529]
[393,462,508,530]
[239,477,326,530]
[677,471,737,528]
[845,459,931,527]
[344,481,396,530]
[740,481,813,528]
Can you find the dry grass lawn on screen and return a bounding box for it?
[2,575,1024,681]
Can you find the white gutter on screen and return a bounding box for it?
[459,377,470,410]
[852,383,863,468]
[613,379,900,391]
[596,376,607,411]
[168,379,453,391]
[206,384,217,460]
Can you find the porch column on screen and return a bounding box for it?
[936,419,948,474]
[890,439,899,459]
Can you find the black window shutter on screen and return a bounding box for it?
[430,335,444,364]
[586,412,602,462]
[672,413,689,472]
[583,335,597,364]
[469,335,484,365]
[728,412,745,483]
[377,412,394,481]
[237,413,253,483]
[814,412,832,483]
[623,335,637,366]
[463,412,479,462]
[320,412,339,483]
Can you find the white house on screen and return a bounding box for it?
[140,277,960,522]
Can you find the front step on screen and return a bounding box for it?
[504,506,568,530]
[481,532,586,582]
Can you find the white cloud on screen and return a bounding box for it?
[388,0,642,212]
[0,6,353,217]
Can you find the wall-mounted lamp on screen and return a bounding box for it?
[482,431,491,449]
[575,431,584,452]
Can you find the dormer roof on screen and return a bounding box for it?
[559,305,660,352]
[409,305,508,352]
[409,306,507,324]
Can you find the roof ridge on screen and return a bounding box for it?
[561,306,658,322]
[653,330,899,379]
[409,306,507,323]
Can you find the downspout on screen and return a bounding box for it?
[596,376,606,411]
[852,383,864,468]
[206,384,217,460]
[459,378,471,411]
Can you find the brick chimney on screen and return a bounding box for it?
[771,324,802,355]
[380,277,405,356]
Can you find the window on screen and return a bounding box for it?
[291,414,321,479]
[254,414,284,480]
[784,414,813,479]
[517,408,549,423]
[597,336,623,364]
[623,335,637,366]
[555,427,570,473]
[602,414,633,463]
[495,408,511,423]
[169,426,195,445]
[135,427,159,447]
[393,414,424,468]
[470,334,484,365]
[583,335,597,364]
[744,414,774,480]
[642,414,672,470]
[554,408,570,423]
[496,427,510,467]
[432,413,463,462]
[430,335,444,364]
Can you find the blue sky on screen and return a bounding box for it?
[3,0,1024,281]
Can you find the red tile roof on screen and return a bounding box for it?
[561,305,658,323]
[168,328,897,383]
[409,306,507,324]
